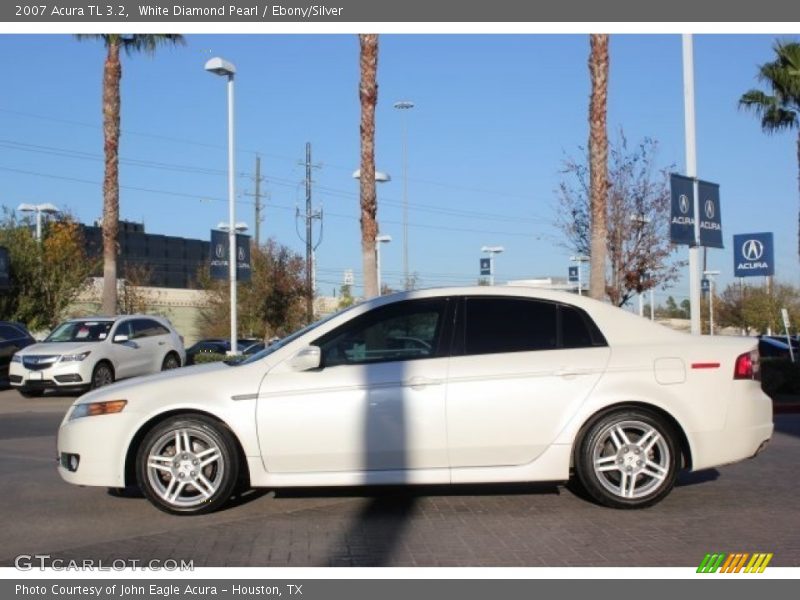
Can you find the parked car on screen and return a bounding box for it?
[56,288,772,515]
[185,338,264,365]
[758,336,796,359]
[0,321,36,380]
[10,315,185,397]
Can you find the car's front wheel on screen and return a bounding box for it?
[90,362,115,389]
[136,415,239,515]
[161,352,181,371]
[574,408,680,509]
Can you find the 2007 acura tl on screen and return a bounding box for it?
[56,287,773,515]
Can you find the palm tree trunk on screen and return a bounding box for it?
[797,130,800,262]
[588,34,609,301]
[101,40,121,315]
[359,34,379,299]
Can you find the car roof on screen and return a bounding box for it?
[65,314,167,322]
[354,286,688,346]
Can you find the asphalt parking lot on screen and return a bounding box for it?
[1,387,798,568]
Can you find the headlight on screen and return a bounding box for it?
[69,400,127,420]
[59,351,91,363]
[11,354,21,363]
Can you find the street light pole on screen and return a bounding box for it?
[375,235,392,294]
[570,255,590,296]
[394,100,414,290]
[703,270,720,336]
[17,203,59,242]
[206,57,238,355]
[682,34,702,335]
[482,245,504,286]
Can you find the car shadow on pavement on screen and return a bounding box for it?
[676,468,720,487]
[774,414,800,439]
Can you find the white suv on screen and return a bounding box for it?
[9,315,186,397]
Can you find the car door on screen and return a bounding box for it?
[256,298,453,476]
[109,319,150,378]
[446,296,611,469]
[135,318,172,373]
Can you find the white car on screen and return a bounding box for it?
[56,288,772,515]
[11,315,185,397]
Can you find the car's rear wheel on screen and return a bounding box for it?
[161,352,181,371]
[135,415,239,515]
[574,408,679,509]
[90,362,114,389]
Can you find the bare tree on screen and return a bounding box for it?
[358,34,379,298]
[588,34,610,301]
[555,134,683,307]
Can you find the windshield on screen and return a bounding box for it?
[45,320,114,343]
[233,304,362,366]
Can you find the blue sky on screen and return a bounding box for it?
[0,33,797,302]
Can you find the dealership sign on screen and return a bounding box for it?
[733,232,774,278]
[210,230,252,282]
[480,258,491,276]
[568,266,579,283]
[669,174,723,248]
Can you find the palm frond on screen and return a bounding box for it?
[739,89,776,114]
[120,34,185,56]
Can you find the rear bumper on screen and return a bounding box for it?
[690,387,773,471]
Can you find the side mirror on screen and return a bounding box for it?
[289,345,321,372]
[113,334,129,343]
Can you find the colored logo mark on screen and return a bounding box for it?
[697,552,773,573]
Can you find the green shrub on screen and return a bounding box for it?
[192,352,245,365]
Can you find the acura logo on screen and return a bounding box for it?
[704,199,715,220]
[679,194,689,215]
[215,243,225,259]
[237,247,245,262]
[742,239,764,261]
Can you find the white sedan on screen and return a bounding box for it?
[56,287,773,515]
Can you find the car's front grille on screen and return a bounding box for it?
[22,355,59,371]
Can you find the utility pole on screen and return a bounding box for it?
[297,142,323,324]
[305,143,313,323]
[254,154,262,247]
[244,154,265,247]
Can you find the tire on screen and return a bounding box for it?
[161,352,181,371]
[135,415,239,515]
[90,362,115,390]
[573,408,680,509]
[19,389,45,398]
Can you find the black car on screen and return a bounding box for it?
[0,322,36,380]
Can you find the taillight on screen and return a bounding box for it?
[734,350,761,381]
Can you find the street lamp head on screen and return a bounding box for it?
[204,57,236,77]
[352,169,391,182]
[376,234,393,243]
[16,202,59,214]
[394,100,415,110]
[703,270,721,277]
[481,245,505,254]
[217,221,249,233]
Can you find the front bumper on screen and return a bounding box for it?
[56,408,141,488]
[9,360,90,391]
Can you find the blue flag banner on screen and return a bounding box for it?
[733,232,774,278]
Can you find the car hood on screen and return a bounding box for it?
[74,360,253,407]
[16,341,98,356]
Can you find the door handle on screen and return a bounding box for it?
[158,341,165,346]
[406,376,441,390]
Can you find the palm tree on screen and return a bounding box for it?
[358,34,379,299]
[588,34,610,301]
[76,34,184,314]
[740,40,800,260]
